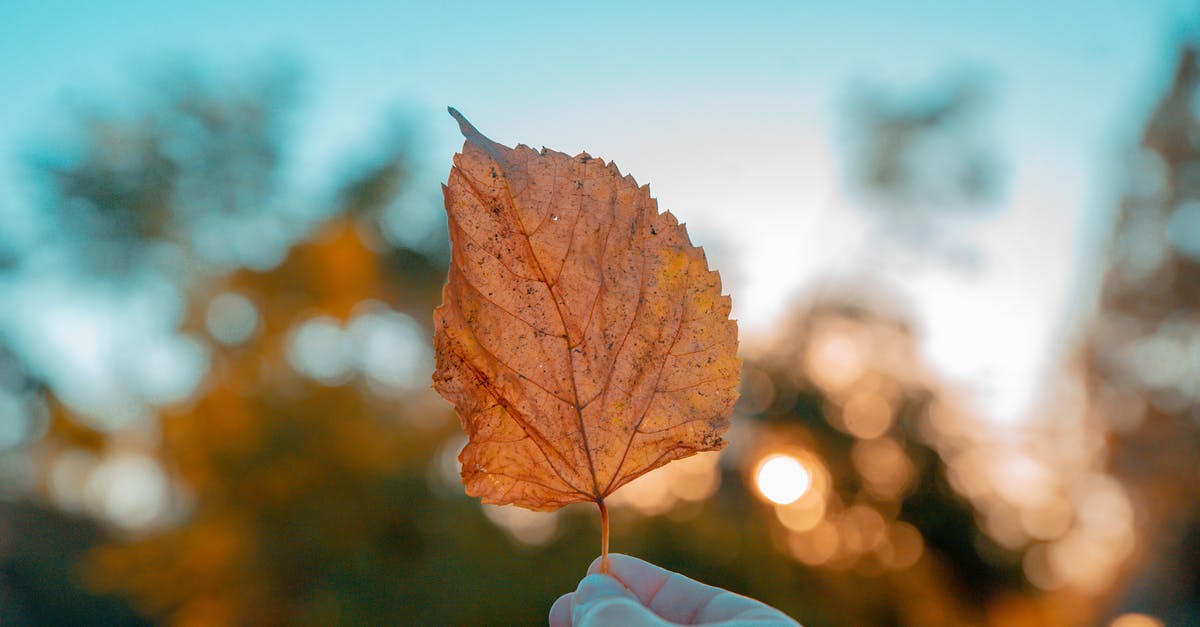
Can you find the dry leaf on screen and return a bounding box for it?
[432,109,739,520]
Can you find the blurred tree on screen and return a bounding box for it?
[0,346,151,624]
[716,296,1030,626]
[1085,40,1200,626]
[0,346,50,473]
[0,502,150,626]
[843,71,1002,216]
[33,64,300,277]
[840,70,1004,268]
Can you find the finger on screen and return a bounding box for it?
[691,592,799,625]
[588,554,725,623]
[571,574,663,627]
[548,592,573,627]
[587,554,796,625]
[586,553,673,604]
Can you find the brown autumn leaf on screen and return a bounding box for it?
[432,109,740,518]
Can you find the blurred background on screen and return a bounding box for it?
[1,2,1199,625]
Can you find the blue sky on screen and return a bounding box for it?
[0,1,1196,425]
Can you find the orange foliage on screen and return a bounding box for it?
[83,216,455,625]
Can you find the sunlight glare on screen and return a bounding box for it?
[755,454,812,505]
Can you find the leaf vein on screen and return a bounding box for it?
[451,257,558,339]
[483,471,590,500]
[448,212,540,283]
[657,374,739,394]
[636,415,717,435]
[458,321,576,408]
[600,250,691,495]
[490,153,601,495]
[457,355,588,496]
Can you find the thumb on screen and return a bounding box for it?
[571,574,664,627]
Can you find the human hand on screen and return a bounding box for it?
[549,553,800,626]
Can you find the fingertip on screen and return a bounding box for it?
[573,573,632,604]
[548,592,573,627]
[587,555,604,574]
[571,577,658,627]
[586,552,641,575]
[586,554,674,607]
[574,596,657,627]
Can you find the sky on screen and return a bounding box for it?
[0,1,1196,426]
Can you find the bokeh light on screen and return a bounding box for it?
[754,453,812,505]
[1109,613,1164,627]
[481,504,560,546]
[851,437,915,500]
[347,303,434,395]
[286,316,353,384]
[776,491,827,533]
[839,389,895,439]
[608,451,722,516]
[85,453,171,531]
[205,292,260,346]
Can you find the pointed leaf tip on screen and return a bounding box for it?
[448,107,481,139]
[447,107,502,157]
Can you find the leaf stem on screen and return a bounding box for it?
[597,498,610,574]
